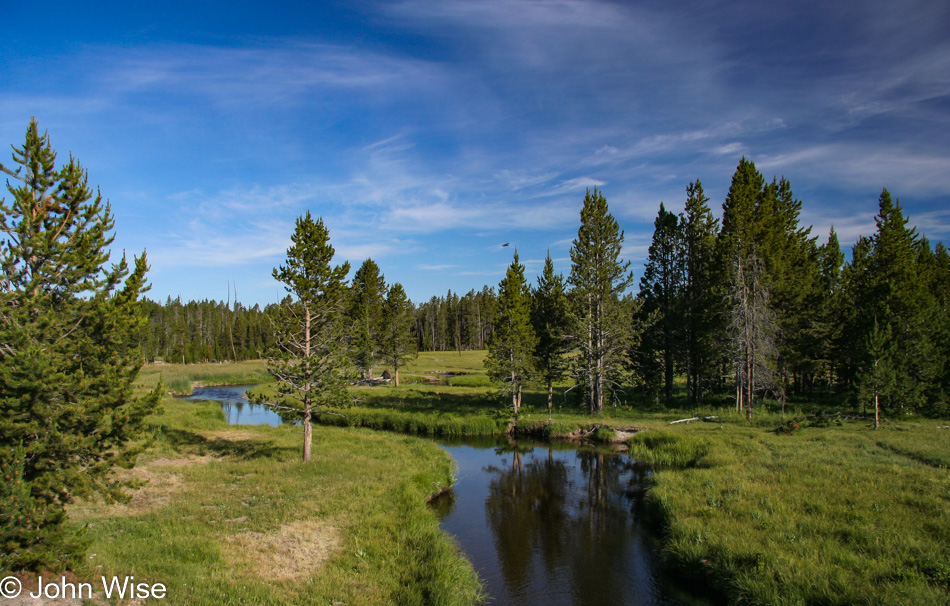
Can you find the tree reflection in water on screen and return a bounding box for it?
[438,439,670,606]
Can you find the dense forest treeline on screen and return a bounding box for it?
[141,298,279,363]
[634,160,950,418]
[138,289,500,364]
[141,158,950,416]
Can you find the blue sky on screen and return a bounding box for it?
[2,0,949,306]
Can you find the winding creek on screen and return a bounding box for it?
[186,386,701,605]
[183,385,284,426]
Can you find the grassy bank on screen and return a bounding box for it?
[138,359,273,394]
[633,420,950,605]
[248,351,670,438]
[158,354,950,604]
[66,363,483,605]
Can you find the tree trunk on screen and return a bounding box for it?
[746,356,754,422]
[736,376,742,412]
[303,305,313,461]
[547,382,553,422]
[874,389,880,430]
[664,341,674,402]
[511,368,519,415]
[303,405,312,461]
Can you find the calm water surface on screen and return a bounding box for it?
[186,386,697,605]
[435,438,692,606]
[183,385,284,426]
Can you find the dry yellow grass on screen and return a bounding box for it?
[203,430,259,442]
[224,520,342,581]
[71,455,219,519]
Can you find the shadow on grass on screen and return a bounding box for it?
[155,427,295,461]
[354,389,502,414]
[354,387,588,415]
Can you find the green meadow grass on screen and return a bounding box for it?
[68,363,483,605]
[138,360,272,394]
[637,421,950,605]
[137,353,950,605]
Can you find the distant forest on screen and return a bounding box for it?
[142,158,950,416]
[140,287,500,364]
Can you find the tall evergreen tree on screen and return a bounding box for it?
[446,290,463,355]
[719,157,765,263]
[714,159,769,398]
[568,188,634,414]
[380,282,416,387]
[931,243,950,411]
[814,228,845,388]
[0,120,162,570]
[266,213,351,462]
[531,252,572,419]
[679,180,719,403]
[860,191,938,411]
[350,258,387,378]
[639,203,684,402]
[485,251,536,415]
[755,177,819,394]
[856,319,896,429]
[838,235,874,389]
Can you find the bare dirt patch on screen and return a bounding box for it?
[225,519,341,581]
[71,455,217,518]
[205,430,260,442]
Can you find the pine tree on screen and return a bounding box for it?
[863,191,938,411]
[838,235,874,389]
[931,242,950,412]
[531,252,572,419]
[350,258,387,378]
[755,177,819,395]
[639,203,684,403]
[485,251,536,415]
[814,228,845,388]
[0,120,161,570]
[719,157,765,263]
[714,159,768,399]
[265,213,351,462]
[679,180,719,403]
[380,282,416,387]
[568,188,634,414]
[857,319,896,429]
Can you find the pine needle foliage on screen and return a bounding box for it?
[531,253,572,418]
[381,282,417,387]
[265,212,351,462]
[485,251,536,416]
[0,120,161,571]
[568,188,635,414]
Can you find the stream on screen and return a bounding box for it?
[183,385,284,426]
[186,386,699,605]
[433,437,686,605]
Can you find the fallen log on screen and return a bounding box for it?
[669,415,718,425]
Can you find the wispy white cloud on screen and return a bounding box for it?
[3,0,948,306]
[100,42,448,108]
[147,218,292,268]
[758,145,950,198]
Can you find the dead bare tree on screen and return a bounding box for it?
[730,253,780,421]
